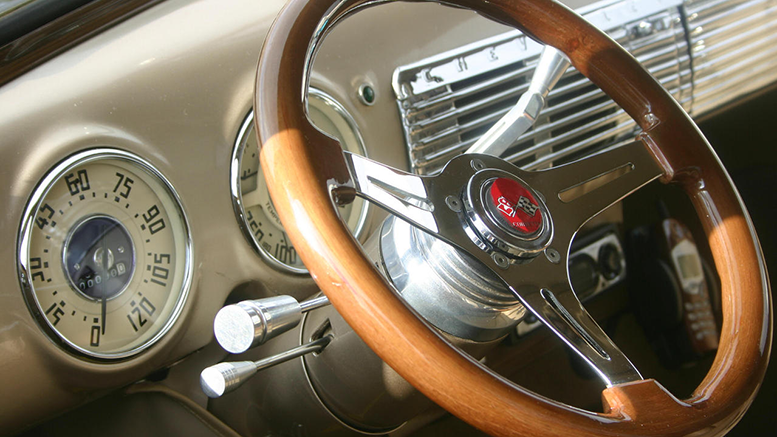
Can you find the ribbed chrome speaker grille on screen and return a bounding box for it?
[392,0,692,174]
[686,0,777,115]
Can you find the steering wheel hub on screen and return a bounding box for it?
[463,167,553,259]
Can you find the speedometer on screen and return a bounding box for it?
[18,149,191,360]
[231,89,368,273]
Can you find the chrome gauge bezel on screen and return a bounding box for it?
[231,88,370,274]
[17,148,193,361]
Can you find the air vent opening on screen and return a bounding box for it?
[456,77,525,110]
[551,107,619,138]
[548,92,609,123]
[555,131,624,167]
[514,156,535,168]
[552,72,582,90]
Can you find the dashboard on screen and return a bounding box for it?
[0,0,774,435]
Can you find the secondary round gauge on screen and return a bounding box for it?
[231,89,368,273]
[18,149,192,360]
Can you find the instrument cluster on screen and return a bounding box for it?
[18,149,192,360]
[16,87,367,361]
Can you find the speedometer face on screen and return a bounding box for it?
[18,149,191,360]
[232,89,368,273]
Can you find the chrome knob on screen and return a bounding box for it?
[214,295,329,354]
[201,335,332,398]
[200,361,257,398]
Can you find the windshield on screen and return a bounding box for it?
[0,0,93,46]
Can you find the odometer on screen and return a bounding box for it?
[231,89,368,273]
[18,149,191,360]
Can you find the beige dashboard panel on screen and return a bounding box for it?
[0,0,286,431]
[0,0,593,433]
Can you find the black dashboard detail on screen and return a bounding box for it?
[64,215,135,300]
[517,225,627,335]
[627,209,721,368]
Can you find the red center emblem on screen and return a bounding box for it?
[488,178,542,235]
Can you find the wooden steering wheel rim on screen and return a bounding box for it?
[254,1,772,436]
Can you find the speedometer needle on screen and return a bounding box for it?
[101,288,107,335]
[100,223,107,335]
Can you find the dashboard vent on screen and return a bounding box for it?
[685,0,777,115]
[393,0,691,175]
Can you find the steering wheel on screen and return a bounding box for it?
[254,0,772,436]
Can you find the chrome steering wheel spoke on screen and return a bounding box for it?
[504,256,643,387]
[343,147,649,388]
[343,151,514,271]
[528,139,664,236]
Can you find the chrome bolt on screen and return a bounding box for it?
[117,246,125,254]
[492,252,510,269]
[471,159,486,171]
[634,21,653,37]
[445,195,462,212]
[643,113,659,129]
[545,248,561,264]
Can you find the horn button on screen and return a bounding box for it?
[486,177,543,236]
[463,169,553,260]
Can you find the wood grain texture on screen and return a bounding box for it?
[255,1,772,436]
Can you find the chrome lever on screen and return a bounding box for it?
[467,46,570,157]
[213,295,330,354]
[200,335,332,398]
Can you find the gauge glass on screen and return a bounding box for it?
[232,89,368,273]
[18,150,191,359]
